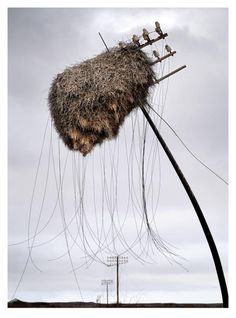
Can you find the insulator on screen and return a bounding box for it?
[165,44,172,53]
[153,50,160,58]
[155,26,163,35]
[132,34,140,45]
[155,21,163,35]
[118,41,127,49]
[142,28,150,42]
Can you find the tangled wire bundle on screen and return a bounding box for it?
[49,44,156,156]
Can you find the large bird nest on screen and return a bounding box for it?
[48,44,156,156]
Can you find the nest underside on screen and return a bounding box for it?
[49,44,155,156]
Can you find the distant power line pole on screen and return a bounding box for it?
[101,279,113,305]
[107,256,128,305]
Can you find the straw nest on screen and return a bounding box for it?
[48,44,156,156]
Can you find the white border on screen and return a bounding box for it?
[1,1,235,318]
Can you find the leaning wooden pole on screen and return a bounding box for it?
[140,106,228,308]
[97,26,228,307]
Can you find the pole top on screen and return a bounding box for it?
[101,279,113,285]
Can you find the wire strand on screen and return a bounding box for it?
[148,103,228,185]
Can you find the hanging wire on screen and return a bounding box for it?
[11,116,50,299]
[11,28,196,300]
[148,103,228,185]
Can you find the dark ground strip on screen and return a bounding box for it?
[8,300,223,308]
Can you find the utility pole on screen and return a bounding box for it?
[116,256,119,304]
[140,106,228,307]
[107,256,128,305]
[101,279,113,306]
[98,21,228,307]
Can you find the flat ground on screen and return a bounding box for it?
[8,300,223,308]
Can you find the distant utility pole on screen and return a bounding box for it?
[101,279,113,305]
[107,256,128,305]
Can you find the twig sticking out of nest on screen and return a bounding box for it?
[49,44,156,156]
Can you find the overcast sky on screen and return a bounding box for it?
[8,8,228,304]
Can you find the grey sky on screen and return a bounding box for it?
[8,8,228,304]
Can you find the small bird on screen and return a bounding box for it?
[118,41,127,49]
[165,44,172,53]
[142,28,150,42]
[153,50,160,59]
[155,21,163,35]
[132,34,140,45]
